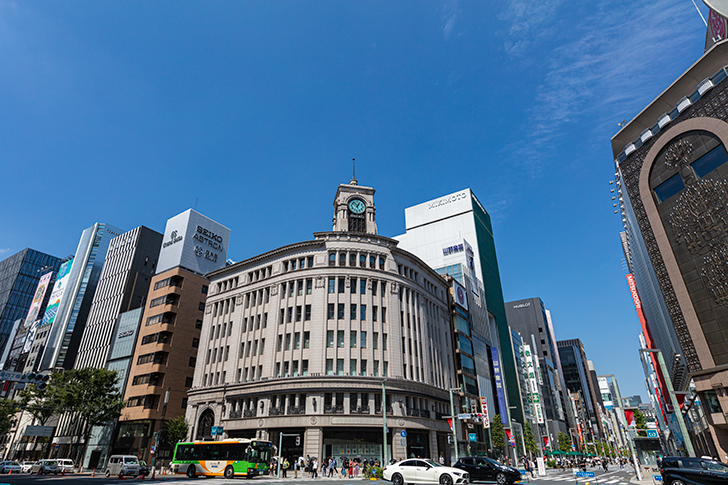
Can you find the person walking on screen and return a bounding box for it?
[282,458,289,478]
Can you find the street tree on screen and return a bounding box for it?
[53,368,126,466]
[557,431,571,452]
[164,415,189,447]
[633,410,648,437]
[0,398,18,436]
[490,415,506,455]
[523,422,537,456]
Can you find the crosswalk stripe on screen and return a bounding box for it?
[605,480,620,483]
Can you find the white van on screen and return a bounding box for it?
[56,459,75,473]
[105,455,140,477]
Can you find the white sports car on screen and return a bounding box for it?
[383,459,470,485]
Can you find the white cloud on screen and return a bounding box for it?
[0,248,10,255]
[498,0,701,177]
[442,0,460,39]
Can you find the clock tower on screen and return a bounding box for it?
[332,160,377,234]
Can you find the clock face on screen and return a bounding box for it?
[348,199,366,214]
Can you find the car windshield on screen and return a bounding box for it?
[704,461,728,472]
[45,461,57,465]
[484,458,504,467]
[424,460,441,467]
[8,462,19,466]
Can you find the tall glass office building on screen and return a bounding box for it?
[0,249,61,361]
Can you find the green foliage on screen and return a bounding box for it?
[18,376,60,425]
[52,368,126,463]
[633,410,648,437]
[0,398,18,436]
[164,415,189,446]
[364,466,383,479]
[490,415,506,451]
[557,432,572,452]
[546,459,556,468]
[523,422,537,455]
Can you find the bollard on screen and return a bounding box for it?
[91,469,96,478]
[119,471,125,480]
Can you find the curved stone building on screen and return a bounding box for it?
[186,179,458,463]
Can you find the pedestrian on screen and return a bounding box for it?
[439,455,444,465]
[294,457,299,478]
[313,458,319,479]
[331,456,337,477]
[354,460,359,477]
[282,458,289,478]
[322,458,327,478]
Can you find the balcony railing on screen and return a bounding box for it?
[324,404,345,414]
[435,411,445,420]
[350,406,370,415]
[243,409,257,418]
[268,407,285,416]
[229,409,242,419]
[374,405,393,415]
[287,406,306,415]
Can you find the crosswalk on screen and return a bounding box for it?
[532,470,633,485]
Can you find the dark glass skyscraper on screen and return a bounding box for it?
[0,249,62,360]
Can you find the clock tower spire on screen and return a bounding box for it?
[332,162,377,234]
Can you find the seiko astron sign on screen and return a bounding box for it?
[156,209,231,276]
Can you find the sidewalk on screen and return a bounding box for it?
[628,466,660,485]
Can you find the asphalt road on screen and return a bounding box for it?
[0,468,638,485]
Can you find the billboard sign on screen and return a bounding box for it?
[523,345,544,424]
[156,209,231,276]
[24,272,53,328]
[452,280,468,311]
[40,259,74,328]
[490,347,509,425]
[22,320,40,353]
[480,396,490,428]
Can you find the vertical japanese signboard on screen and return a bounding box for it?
[490,347,509,425]
[480,396,490,428]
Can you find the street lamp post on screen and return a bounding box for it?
[639,349,695,457]
[448,388,461,462]
[151,387,170,477]
[382,380,387,466]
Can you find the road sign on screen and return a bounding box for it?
[575,472,595,478]
[457,414,471,419]
[653,475,663,482]
[400,430,407,438]
[646,430,659,438]
[468,433,477,442]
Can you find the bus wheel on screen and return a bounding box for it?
[187,466,196,478]
[245,473,254,479]
[224,466,234,479]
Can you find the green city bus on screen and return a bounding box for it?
[171,439,272,479]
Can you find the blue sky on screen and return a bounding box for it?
[0,0,711,400]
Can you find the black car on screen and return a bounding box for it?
[660,456,728,485]
[138,460,150,477]
[453,457,521,485]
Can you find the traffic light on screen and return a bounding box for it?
[295,436,300,446]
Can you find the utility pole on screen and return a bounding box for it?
[277,433,300,477]
[382,380,387,466]
[151,387,170,478]
[639,349,695,457]
[448,388,460,462]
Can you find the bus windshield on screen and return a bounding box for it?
[247,445,271,464]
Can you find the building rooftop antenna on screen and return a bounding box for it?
[350,157,358,186]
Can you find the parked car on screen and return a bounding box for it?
[20,461,35,473]
[105,455,140,477]
[454,457,521,485]
[660,456,728,485]
[0,461,22,474]
[138,460,150,477]
[56,459,75,473]
[30,460,60,475]
[383,459,470,485]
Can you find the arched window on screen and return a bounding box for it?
[196,409,214,440]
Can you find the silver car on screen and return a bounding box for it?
[0,461,21,474]
[30,460,60,475]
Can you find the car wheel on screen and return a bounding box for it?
[224,466,235,479]
[670,481,686,485]
[187,465,197,478]
[392,473,404,485]
[440,474,453,485]
[496,473,507,485]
